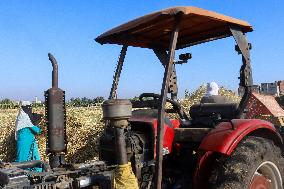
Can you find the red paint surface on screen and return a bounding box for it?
[130,117,180,156]
[193,151,216,189]
[170,119,181,129]
[199,119,280,155]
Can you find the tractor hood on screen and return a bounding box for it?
[95,6,253,49]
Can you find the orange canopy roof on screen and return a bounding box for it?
[95,6,253,49]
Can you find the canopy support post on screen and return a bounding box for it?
[109,45,128,99]
[154,15,181,189]
[230,28,253,118]
[153,49,178,100]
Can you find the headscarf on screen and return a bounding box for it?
[205,82,219,97]
[15,101,33,140]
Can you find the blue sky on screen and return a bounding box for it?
[0,1,283,101]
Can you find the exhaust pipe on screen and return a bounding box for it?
[48,53,58,88]
[45,53,67,168]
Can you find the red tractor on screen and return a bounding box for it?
[0,6,283,189]
[96,6,284,189]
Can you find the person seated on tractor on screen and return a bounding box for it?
[15,101,42,172]
[201,82,226,103]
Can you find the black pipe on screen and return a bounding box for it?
[48,53,58,88]
[12,160,51,172]
[11,160,42,169]
[114,128,128,165]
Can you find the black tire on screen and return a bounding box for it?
[209,136,284,189]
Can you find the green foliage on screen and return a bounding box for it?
[93,96,105,103]
[0,98,13,104]
[68,97,105,107]
[184,89,190,99]
[0,98,17,109]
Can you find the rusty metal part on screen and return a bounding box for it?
[114,128,128,165]
[154,49,178,100]
[102,99,132,165]
[168,66,178,100]
[45,89,66,153]
[45,53,67,169]
[231,28,253,87]
[0,160,111,188]
[48,53,59,88]
[102,99,132,121]
[11,160,42,169]
[109,45,128,99]
[231,28,253,118]
[154,14,181,189]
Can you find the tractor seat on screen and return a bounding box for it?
[189,103,238,127]
[200,95,227,103]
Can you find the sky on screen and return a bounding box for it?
[0,0,283,101]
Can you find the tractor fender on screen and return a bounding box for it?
[199,119,283,155]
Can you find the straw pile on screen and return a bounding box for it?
[180,85,241,112]
[0,107,104,163]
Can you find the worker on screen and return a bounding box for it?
[15,101,42,171]
[201,82,226,103]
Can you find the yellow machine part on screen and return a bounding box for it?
[114,162,139,189]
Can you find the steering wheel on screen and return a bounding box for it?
[137,93,189,120]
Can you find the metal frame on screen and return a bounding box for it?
[230,28,253,118]
[154,14,182,189]
[109,45,128,100]
[153,49,178,100]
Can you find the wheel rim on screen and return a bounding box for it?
[250,161,283,189]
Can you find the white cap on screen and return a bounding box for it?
[205,82,219,97]
[21,101,31,106]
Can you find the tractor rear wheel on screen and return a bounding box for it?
[209,136,284,189]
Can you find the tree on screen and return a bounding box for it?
[184,89,190,99]
[93,96,105,103]
[0,98,13,104]
[69,97,82,107]
[0,98,15,109]
[68,96,105,107]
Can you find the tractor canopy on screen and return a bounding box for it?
[95,7,255,189]
[95,6,253,49]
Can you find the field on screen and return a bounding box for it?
[0,86,240,163]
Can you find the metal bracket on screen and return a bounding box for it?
[230,28,253,88]
[153,49,178,100]
[230,28,253,118]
